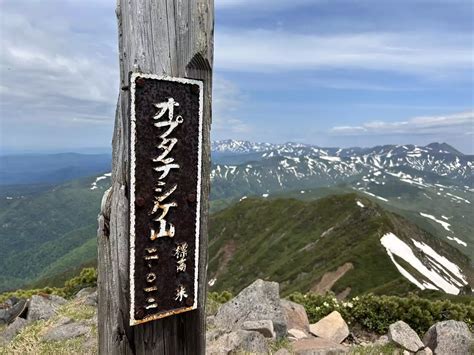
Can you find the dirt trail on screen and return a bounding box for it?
[311,262,354,294]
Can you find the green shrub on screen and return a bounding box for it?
[208,290,233,304]
[206,291,233,317]
[0,267,97,304]
[63,267,97,298]
[288,292,474,335]
[0,287,66,304]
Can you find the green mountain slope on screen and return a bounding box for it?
[208,193,473,297]
[0,176,107,292]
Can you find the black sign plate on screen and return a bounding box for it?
[129,73,203,325]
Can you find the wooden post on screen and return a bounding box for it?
[97,1,213,353]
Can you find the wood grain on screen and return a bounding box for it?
[97,1,213,353]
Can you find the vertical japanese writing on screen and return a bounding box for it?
[149,98,182,240]
[174,242,188,273]
[142,97,183,311]
[130,74,203,325]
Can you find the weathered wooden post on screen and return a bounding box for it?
[97,1,213,353]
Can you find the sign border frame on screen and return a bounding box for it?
[128,72,204,326]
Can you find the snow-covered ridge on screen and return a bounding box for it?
[380,232,468,295]
[212,140,472,184]
[91,172,111,190]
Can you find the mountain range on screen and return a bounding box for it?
[210,140,473,260]
[0,140,472,296]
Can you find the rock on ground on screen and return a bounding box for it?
[84,291,98,307]
[42,318,90,342]
[423,320,473,355]
[388,320,424,353]
[309,311,349,344]
[27,295,66,322]
[241,319,275,338]
[207,330,269,354]
[0,317,28,345]
[292,337,348,354]
[213,279,287,338]
[206,329,225,344]
[75,288,98,307]
[288,328,308,340]
[0,299,28,325]
[281,299,310,333]
[75,287,96,299]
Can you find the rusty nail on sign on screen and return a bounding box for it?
[129,73,203,326]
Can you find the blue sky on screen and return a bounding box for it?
[0,0,473,154]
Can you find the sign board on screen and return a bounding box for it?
[129,73,203,326]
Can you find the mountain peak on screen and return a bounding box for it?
[426,142,463,155]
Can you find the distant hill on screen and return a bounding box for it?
[0,140,472,294]
[0,175,110,292]
[208,194,473,297]
[0,153,111,185]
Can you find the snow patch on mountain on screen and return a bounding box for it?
[91,172,111,190]
[446,192,471,204]
[380,233,468,295]
[359,189,388,202]
[447,236,467,247]
[419,212,451,231]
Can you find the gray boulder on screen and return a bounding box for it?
[42,317,90,342]
[75,288,97,307]
[206,329,225,343]
[207,330,269,354]
[309,311,349,344]
[85,291,98,306]
[288,328,308,340]
[423,320,473,355]
[75,287,96,299]
[0,317,28,345]
[27,295,66,322]
[388,320,424,352]
[0,299,28,325]
[242,319,275,338]
[213,279,287,338]
[281,299,310,333]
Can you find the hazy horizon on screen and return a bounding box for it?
[1,138,472,157]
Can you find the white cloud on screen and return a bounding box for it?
[212,77,252,137]
[0,3,118,127]
[216,0,314,10]
[215,29,472,78]
[330,111,474,136]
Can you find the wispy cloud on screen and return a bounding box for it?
[0,2,118,126]
[330,111,474,136]
[216,0,314,10]
[212,77,252,137]
[216,29,472,79]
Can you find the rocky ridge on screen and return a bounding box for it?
[1,280,472,354]
[206,280,472,354]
